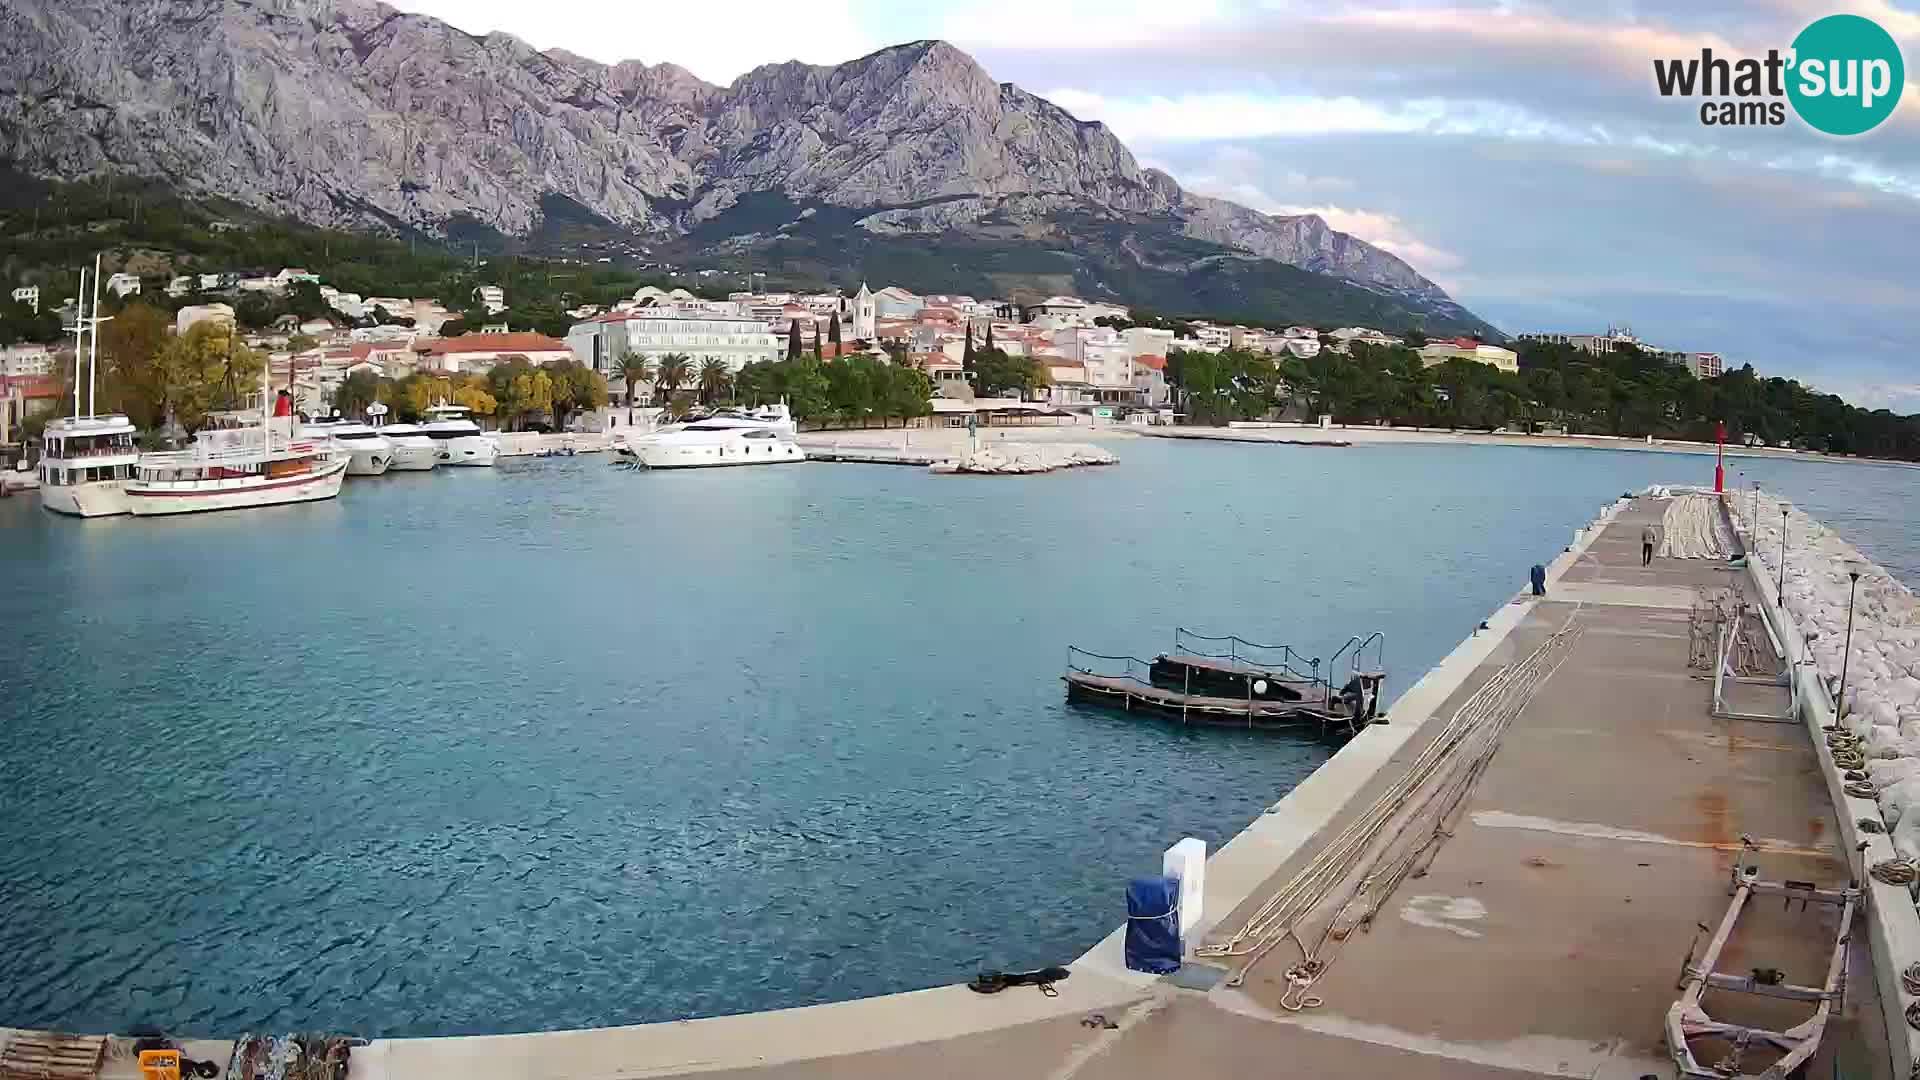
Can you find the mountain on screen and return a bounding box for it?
[0,0,1495,335]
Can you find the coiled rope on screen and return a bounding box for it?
[1871,857,1918,886]
[1196,623,1581,1002]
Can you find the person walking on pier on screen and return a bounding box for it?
[1642,522,1659,566]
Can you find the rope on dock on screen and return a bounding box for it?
[1657,492,1735,559]
[1871,857,1918,886]
[1196,620,1583,1000]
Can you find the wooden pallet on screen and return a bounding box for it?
[0,1031,106,1080]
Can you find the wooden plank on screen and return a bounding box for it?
[0,1031,107,1080]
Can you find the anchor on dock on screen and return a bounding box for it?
[1062,627,1386,737]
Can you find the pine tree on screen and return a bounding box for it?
[812,321,822,361]
[984,322,993,351]
[963,324,975,371]
[787,318,802,360]
[829,312,842,351]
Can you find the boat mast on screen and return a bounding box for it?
[70,266,86,420]
[87,252,105,417]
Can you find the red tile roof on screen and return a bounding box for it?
[2,375,64,399]
[1133,354,1167,371]
[419,332,568,355]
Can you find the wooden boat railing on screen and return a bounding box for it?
[1065,646,1158,689]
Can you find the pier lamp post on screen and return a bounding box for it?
[1838,564,1864,719]
[1778,505,1789,601]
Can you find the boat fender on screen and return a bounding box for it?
[1252,679,1268,696]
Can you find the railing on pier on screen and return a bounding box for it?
[1173,628,1322,682]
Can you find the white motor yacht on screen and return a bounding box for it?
[421,402,499,467]
[626,403,806,469]
[373,423,439,471]
[298,415,392,476]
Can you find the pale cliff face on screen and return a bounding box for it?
[0,0,1450,303]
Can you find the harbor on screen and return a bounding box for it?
[4,441,1920,1078]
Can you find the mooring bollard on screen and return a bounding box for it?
[1163,836,1207,938]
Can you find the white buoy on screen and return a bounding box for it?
[1163,837,1207,938]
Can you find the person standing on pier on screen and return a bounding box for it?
[1642,522,1659,566]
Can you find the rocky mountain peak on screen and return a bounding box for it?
[0,3,1478,322]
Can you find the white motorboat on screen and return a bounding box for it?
[40,256,141,517]
[299,415,392,476]
[421,402,499,467]
[127,390,349,516]
[625,403,806,469]
[373,423,439,471]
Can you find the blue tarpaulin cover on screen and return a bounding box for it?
[1125,874,1182,974]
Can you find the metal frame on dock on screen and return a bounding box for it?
[1711,600,1798,725]
[1666,860,1858,1079]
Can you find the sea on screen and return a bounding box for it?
[1,438,1914,1037]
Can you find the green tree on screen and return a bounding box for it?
[787,319,803,361]
[653,353,691,405]
[697,357,731,404]
[286,333,319,355]
[616,351,652,424]
[971,347,1045,398]
[98,302,171,431]
[828,312,842,351]
[334,369,381,418]
[286,280,328,321]
[155,322,261,433]
[544,357,607,430]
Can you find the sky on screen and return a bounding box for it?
[393,0,1920,411]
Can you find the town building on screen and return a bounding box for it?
[11,286,40,314]
[1516,326,1686,365]
[166,276,194,298]
[176,303,237,335]
[1418,338,1520,373]
[473,285,507,314]
[1687,352,1724,379]
[415,332,571,374]
[1326,327,1402,353]
[1,344,57,378]
[851,283,877,341]
[871,287,924,320]
[565,310,781,389]
[105,273,141,298]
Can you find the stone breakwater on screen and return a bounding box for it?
[929,443,1117,474]
[1746,493,1920,853]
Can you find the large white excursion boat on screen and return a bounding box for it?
[298,415,392,476]
[126,391,349,516]
[421,402,499,467]
[623,403,806,469]
[365,402,436,471]
[40,256,142,517]
[40,415,140,517]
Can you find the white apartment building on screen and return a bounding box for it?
[566,310,781,384]
[1327,327,1402,353]
[1,344,56,377]
[1418,338,1520,373]
[1687,352,1724,379]
[166,276,194,298]
[872,287,924,320]
[1121,326,1174,359]
[11,286,39,313]
[1191,324,1234,351]
[851,283,877,340]
[105,273,142,298]
[176,303,237,335]
[474,285,506,314]
[1516,326,1686,365]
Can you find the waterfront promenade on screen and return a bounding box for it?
[325,496,1883,1079]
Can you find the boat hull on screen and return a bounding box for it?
[632,441,806,468]
[387,443,439,471]
[345,446,392,476]
[438,436,498,467]
[40,480,129,518]
[126,456,349,516]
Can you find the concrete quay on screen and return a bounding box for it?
[7,494,1895,1080]
[339,493,1883,1079]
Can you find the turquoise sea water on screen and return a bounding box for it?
[1,440,1914,1037]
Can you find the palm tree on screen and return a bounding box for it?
[653,352,692,407]
[697,357,731,404]
[616,351,653,425]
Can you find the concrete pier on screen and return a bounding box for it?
[7,495,1895,1079]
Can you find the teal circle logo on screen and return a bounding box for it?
[1787,14,1904,136]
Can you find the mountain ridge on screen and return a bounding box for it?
[0,2,1492,334]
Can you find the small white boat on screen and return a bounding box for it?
[299,416,392,476]
[626,403,806,469]
[422,402,499,467]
